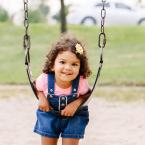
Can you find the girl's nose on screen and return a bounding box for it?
[65,64,72,70]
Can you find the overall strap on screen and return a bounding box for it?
[48,72,80,95]
[48,72,55,95]
[71,75,80,94]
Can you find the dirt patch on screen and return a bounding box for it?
[0,85,145,145]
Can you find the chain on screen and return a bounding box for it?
[24,0,29,34]
[23,0,30,65]
[98,0,106,50]
[23,0,38,98]
[98,0,106,64]
[88,0,107,98]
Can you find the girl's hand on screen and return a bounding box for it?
[61,100,80,117]
[61,90,91,117]
[37,91,52,112]
[38,97,52,112]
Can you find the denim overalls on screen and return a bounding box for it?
[34,73,89,138]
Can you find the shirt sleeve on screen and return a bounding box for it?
[35,73,47,93]
[78,76,90,95]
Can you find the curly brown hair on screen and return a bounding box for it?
[43,35,91,78]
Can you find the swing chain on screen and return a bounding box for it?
[23,0,38,98]
[24,0,29,34]
[98,0,106,49]
[86,0,107,100]
[23,0,31,65]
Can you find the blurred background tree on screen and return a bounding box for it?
[52,4,70,22]
[60,0,67,33]
[0,6,9,22]
[29,0,49,23]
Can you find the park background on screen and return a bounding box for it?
[0,0,145,145]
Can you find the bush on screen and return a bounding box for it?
[28,3,49,23]
[53,5,70,22]
[29,9,45,23]
[0,7,9,22]
[39,3,49,16]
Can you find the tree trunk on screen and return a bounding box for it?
[60,0,67,33]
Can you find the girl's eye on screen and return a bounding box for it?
[59,61,65,64]
[72,63,78,66]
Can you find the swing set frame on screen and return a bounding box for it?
[23,0,107,104]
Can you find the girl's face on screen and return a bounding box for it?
[52,50,80,88]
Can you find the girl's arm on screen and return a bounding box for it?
[37,91,52,112]
[33,80,52,112]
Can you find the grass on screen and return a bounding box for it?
[0,23,145,101]
[0,23,145,86]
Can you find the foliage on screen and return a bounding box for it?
[53,4,70,22]
[29,9,46,23]
[29,3,49,23]
[0,6,9,22]
[39,2,49,16]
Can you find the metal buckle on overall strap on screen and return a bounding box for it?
[58,96,68,111]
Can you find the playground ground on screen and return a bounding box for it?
[0,85,145,145]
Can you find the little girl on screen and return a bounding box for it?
[34,35,91,145]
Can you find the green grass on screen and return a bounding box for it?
[0,23,145,86]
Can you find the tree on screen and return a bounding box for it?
[60,0,67,33]
[0,6,9,22]
[28,0,50,23]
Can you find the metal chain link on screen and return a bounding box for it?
[23,0,38,98]
[23,0,31,65]
[24,0,29,34]
[98,0,106,65]
[98,0,106,49]
[88,0,107,98]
